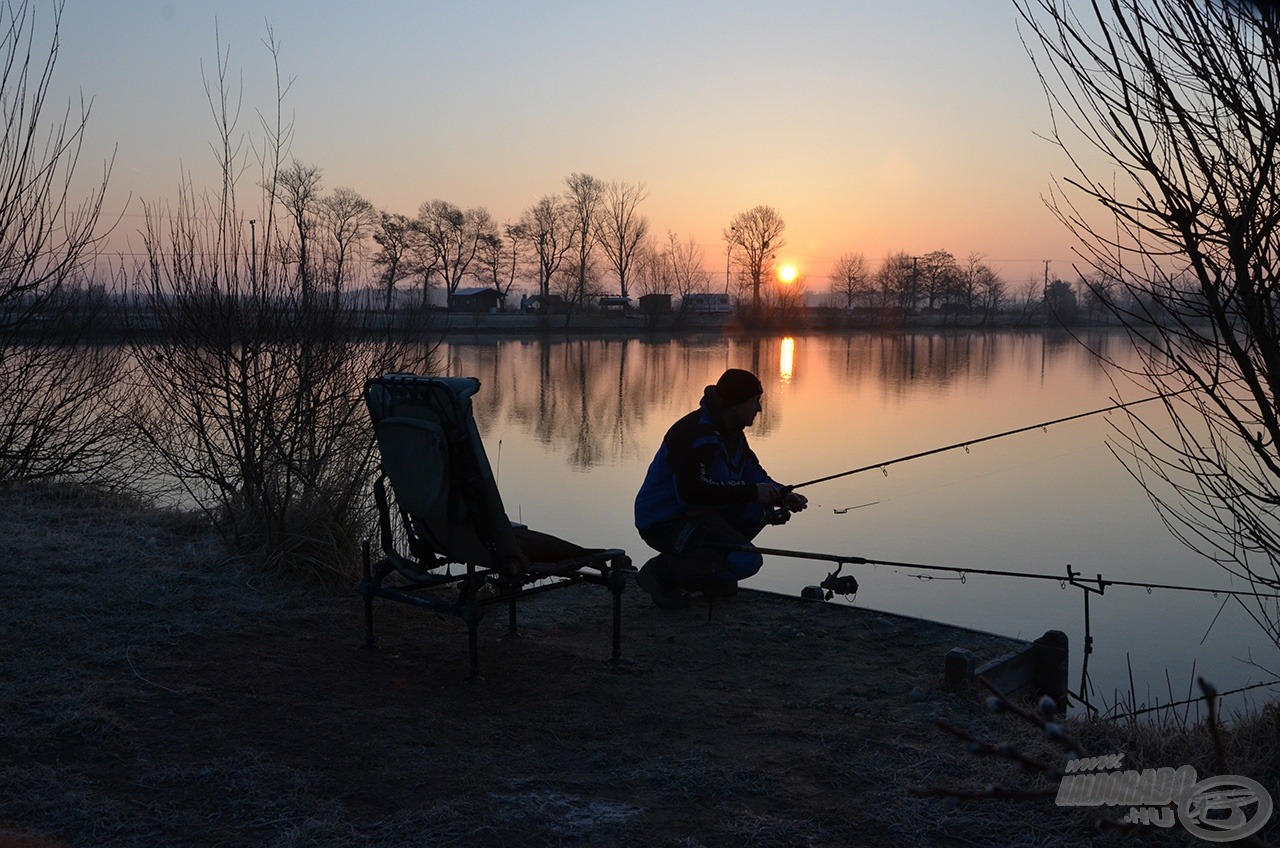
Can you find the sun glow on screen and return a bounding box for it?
[777,264,798,284]
[779,337,795,383]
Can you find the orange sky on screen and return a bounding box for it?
[54,2,1099,287]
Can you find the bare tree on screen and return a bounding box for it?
[598,179,650,298]
[414,199,496,306]
[917,249,960,311]
[131,28,424,580]
[960,252,1001,315]
[0,0,133,486]
[319,186,375,298]
[277,160,323,298]
[518,194,573,301]
[631,237,666,297]
[372,211,414,311]
[1013,276,1043,324]
[724,206,786,312]
[829,251,871,311]
[663,231,711,302]
[1019,0,1280,636]
[764,272,808,327]
[564,173,604,310]
[967,256,1005,323]
[875,251,918,315]
[474,224,521,303]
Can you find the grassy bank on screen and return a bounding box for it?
[1,483,1274,847]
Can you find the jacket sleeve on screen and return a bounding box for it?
[669,432,756,506]
[741,446,773,486]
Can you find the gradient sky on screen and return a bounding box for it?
[51,1,1093,287]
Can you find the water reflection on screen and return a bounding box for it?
[442,332,1120,469]
[779,337,795,383]
[434,331,1273,705]
[444,336,793,468]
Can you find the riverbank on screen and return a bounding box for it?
[1,484,1259,847]
[62,301,1115,342]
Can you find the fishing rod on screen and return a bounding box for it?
[789,387,1195,492]
[740,544,1280,600]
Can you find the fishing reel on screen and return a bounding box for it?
[764,506,793,526]
[802,563,859,601]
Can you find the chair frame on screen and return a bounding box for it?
[358,374,630,677]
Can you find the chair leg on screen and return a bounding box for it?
[609,558,628,662]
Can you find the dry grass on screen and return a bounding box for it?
[1,481,1276,847]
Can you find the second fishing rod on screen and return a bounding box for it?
[782,386,1194,494]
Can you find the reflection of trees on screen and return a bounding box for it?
[824,334,999,398]
[443,336,786,468]
[438,333,1136,469]
[824,331,1119,400]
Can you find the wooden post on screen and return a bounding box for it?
[947,630,1069,710]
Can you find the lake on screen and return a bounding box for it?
[439,329,1280,716]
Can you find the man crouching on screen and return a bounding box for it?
[633,368,807,609]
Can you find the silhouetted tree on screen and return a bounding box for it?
[662,231,711,302]
[598,179,650,298]
[564,173,604,310]
[963,253,1005,322]
[320,186,374,298]
[829,252,871,311]
[918,249,960,311]
[1018,0,1280,639]
[474,224,521,302]
[724,206,786,312]
[414,199,496,306]
[518,194,573,301]
[132,27,422,579]
[0,0,133,486]
[372,211,414,311]
[277,160,323,299]
[875,251,918,315]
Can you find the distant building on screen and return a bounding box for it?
[450,287,505,313]
[598,295,633,314]
[526,294,567,314]
[638,293,671,315]
[681,292,732,314]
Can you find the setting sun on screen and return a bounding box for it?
[777,264,798,284]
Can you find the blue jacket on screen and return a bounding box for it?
[634,385,773,530]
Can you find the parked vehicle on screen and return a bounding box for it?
[681,293,732,314]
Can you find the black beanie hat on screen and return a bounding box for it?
[715,368,763,408]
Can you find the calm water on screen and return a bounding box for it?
[440,330,1279,714]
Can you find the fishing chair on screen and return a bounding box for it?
[359,374,632,677]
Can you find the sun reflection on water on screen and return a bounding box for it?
[779,336,794,383]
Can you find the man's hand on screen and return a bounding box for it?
[783,491,808,512]
[755,481,783,505]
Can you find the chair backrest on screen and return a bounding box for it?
[365,374,523,573]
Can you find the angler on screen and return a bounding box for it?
[633,368,808,609]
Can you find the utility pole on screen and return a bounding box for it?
[1043,259,1051,328]
[250,219,257,288]
[912,256,919,313]
[725,224,739,297]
